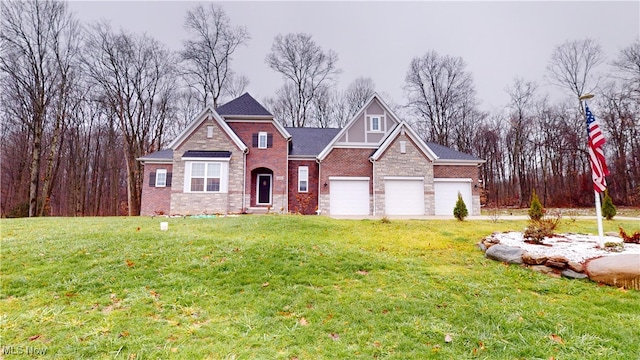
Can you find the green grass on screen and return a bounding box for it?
[1,216,639,359]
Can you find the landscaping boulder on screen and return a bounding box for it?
[561,269,588,279]
[585,254,640,290]
[485,244,524,264]
[522,252,547,265]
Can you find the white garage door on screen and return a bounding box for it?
[434,179,472,216]
[385,178,425,215]
[330,177,370,215]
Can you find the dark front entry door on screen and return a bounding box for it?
[257,174,272,204]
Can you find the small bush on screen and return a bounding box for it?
[523,213,561,244]
[601,190,616,220]
[453,192,468,221]
[528,190,544,221]
[619,227,640,244]
[603,242,624,252]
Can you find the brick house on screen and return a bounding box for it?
[138,93,484,216]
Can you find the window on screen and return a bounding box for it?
[207,126,214,138]
[400,141,407,154]
[155,169,167,187]
[189,162,221,192]
[258,132,268,149]
[298,166,309,192]
[369,116,383,132]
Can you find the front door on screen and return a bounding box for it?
[257,174,272,205]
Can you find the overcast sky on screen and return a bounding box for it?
[69,1,639,113]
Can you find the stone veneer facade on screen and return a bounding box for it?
[170,117,245,215]
[372,134,435,215]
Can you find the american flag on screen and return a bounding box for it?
[585,103,609,192]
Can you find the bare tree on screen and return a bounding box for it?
[266,33,340,127]
[546,38,604,100]
[612,38,640,97]
[504,79,538,206]
[310,77,376,128]
[0,0,80,217]
[181,4,249,108]
[223,73,250,101]
[83,22,177,215]
[404,50,477,148]
[344,77,375,115]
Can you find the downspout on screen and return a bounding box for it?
[243,148,248,212]
[316,157,322,215]
[370,157,376,216]
[285,137,292,213]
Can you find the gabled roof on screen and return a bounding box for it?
[137,149,173,163]
[426,142,484,163]
[317,93,400,161]
[286,127,341,157]
[217,93,292,140]
[167,106,247,152]
[370,122,438,161]
[216,93,272,117]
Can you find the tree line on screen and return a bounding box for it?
[1,1,638,217]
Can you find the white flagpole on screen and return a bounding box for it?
[594,190,604,247]
[580,94,605,248]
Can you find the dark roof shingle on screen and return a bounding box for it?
[426,142,482,161]
[182,150,232,158]
[216,93,272,117]
[139,149,173,161]
[286,127,341,156]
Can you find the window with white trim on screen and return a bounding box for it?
[207,126,214,138]
[188,162,221,192]
[369,116,383,132]
[258,132,268,149]
[298,166,309,192]
[155,169,167,187]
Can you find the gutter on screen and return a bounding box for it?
[243,147,249,212]
[369,156,376,216]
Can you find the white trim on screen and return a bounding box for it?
[138,159,172,164]
[318,93,402,161]
[328,176,370,181]
[258,131,268,149]
[367,115,384,132]
[167,107,247,152]
[331,143,379,148]
[298,166,309,193]
[433,178,472,182]
[433,160,485,165]
[370,122,438,161]
[182,157,231,162]
[155,169,167,187]
[256,174,273,205]
[183,161,229,193]
[383,176,425,181]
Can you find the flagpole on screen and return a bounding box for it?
[593,190,604,247]
[579,94,605,248]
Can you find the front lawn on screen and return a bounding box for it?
[1,216,639,359]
